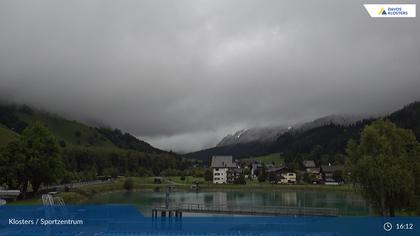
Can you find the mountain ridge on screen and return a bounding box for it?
[216,114,365,148]
[217,125,288,147]
[183,101,420,163]
[0,102,167,154]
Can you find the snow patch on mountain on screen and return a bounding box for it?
[216,114,365,147]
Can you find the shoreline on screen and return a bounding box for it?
[10,177,355,205]
[61,181,355,204]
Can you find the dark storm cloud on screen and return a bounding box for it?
[1,0,419,152]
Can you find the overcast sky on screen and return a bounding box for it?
[0,0,419,153]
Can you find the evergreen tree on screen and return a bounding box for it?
[204,169,213,183]
[258,164,267,182]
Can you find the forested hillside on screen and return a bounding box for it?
[182,141,270,162]
[389,101,420,140]
[184,101,420,166]
[271,120,373,166]
[0,102,190,186]
[0,103,166,153]
[0,124,18,147]
[96,128,163,153]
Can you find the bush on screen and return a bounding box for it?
[190,168,205,177]
[302,172,311,183]
[60,171,75,184]
[204,169,212,182]
[233,174,246,184]
[257,165,267,182]
[59,192,84,204]
[59,140,67,148]
[160,168,180,177]
[123,178,134,191]
[180,175,186,181]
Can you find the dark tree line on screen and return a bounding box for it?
[0,122,191,198]
[0,104,29,133]
[275,121,373,167]
[62,147,191,180]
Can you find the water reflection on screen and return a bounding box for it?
[282,192,297,206]
[86,190,370,216]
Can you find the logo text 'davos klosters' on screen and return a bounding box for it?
[364,4,416,18]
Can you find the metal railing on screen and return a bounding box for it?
[0,190,21,197]
[153,202,339,216]
[40,179,114,191]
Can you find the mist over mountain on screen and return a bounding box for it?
[0,1,419,153]
[293,114,367,132]
[0,102,166,154]
[184,101,420,163]
[217,126,288,147]
[0,101,191,183]
[216,114,366,148]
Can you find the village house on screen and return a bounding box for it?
[302,160,316,171]
[250,161,263,178]
[227,168,244,183]
[302,160,322,184]
[267,167,297,184]
[321,164,344,185]
[211,156,237,184]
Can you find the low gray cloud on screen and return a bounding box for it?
[1,0,419,152]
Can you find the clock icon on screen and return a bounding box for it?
[384,222,393,232]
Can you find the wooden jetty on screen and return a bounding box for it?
[152,203,339,218]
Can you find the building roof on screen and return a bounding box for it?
[211,156,236,168]
[321,165,344,173]
[266,167,288,173]
[303,160,316,168]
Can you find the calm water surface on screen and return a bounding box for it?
[85,190,371,216]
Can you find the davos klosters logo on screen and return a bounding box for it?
[378,7,387,15]
[379,6,408,16]
[364,4,416,18]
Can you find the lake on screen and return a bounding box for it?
[85,189,371,216]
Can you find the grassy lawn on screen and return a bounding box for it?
[200,182,353,192]
[7,198,42,205]
[7,177,157,205]
[167,176,353,192]
[167,176,205,185]
[243,153,284,165]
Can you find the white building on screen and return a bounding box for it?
[211,156,236,184]
[279,172,297,184]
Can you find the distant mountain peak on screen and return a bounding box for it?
[183,101,419,162]
[217,125,288,147]
[216,114,365,148]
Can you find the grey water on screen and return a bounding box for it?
[85,189,371,216]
